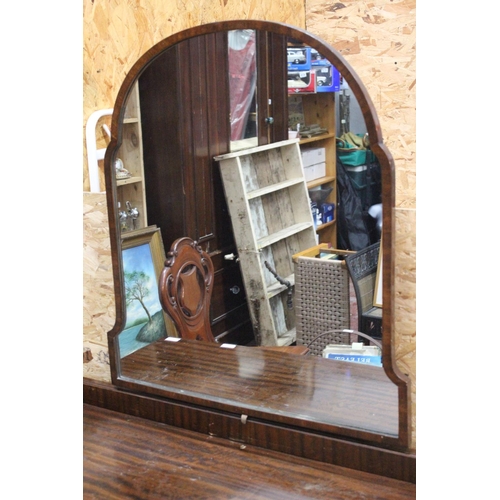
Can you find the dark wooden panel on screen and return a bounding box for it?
[255,30,289,146]
[208,33,236,253]
[211,263,247,320]
[204,31,231,247]
[256,29,271,145]
[184,35,210,241]
[268,31,289,144]
[180,32,232,247]
[84,378,416,484]
[140,33,233,252]
[139,34,252,344]
[140,47,186,245]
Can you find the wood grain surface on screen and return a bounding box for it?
[84,403,416,499]
[119,338,399,437]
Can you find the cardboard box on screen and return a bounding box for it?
[302,148,326,182]
[321,202,335,223]
[310,48,330,66]
[303,165,316,182]
[315,64,341,93]
[303,162,326,182]
[314,162,326,178]
[302,147,326,168]
[287,47,311,71]
[288,70,316,94]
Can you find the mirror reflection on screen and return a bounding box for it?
[228,29,258,151]
[109,25,397,441]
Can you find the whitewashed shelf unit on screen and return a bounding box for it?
[215,139,317,346]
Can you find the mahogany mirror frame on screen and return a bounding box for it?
[104,20,411,451]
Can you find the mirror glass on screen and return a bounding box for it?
[228,29,258,152]
[107,21,408,448]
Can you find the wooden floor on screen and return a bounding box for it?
[84,403,415,499]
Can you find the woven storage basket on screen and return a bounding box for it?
[294,255,351,356]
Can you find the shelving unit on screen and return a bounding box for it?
[215,139,317,346]
[289,92,337,247]
[116,81,147,232]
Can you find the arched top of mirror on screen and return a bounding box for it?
[104,20,410,450]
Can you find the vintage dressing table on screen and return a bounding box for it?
[84,20,415,484]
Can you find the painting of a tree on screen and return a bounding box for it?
[125,270,153,323]
[118,228,171,358]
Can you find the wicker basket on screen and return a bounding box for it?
[293,247,353,356]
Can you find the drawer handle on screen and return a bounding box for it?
[230,286,240,295]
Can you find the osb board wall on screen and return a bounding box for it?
[83,192,114,382]
[305,0,416,448]
[83,0,416,449]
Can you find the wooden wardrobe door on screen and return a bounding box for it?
[139,31,288,345]
[139,33,253,344]
[256,30,288,146]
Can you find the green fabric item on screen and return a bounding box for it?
[336,132,374,167]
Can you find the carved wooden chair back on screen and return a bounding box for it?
[158,237,215,342]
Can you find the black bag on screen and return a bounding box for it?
[336,155,371,251]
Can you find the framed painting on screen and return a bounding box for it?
[118,226,176,358]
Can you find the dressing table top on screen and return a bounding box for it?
[119,338,398,436]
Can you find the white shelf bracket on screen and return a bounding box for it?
[85,108,113,192]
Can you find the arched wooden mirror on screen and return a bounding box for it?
[105,20,410,451]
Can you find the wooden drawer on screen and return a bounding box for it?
[210,264,248,322]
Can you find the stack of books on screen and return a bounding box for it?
[322,342,382,366]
